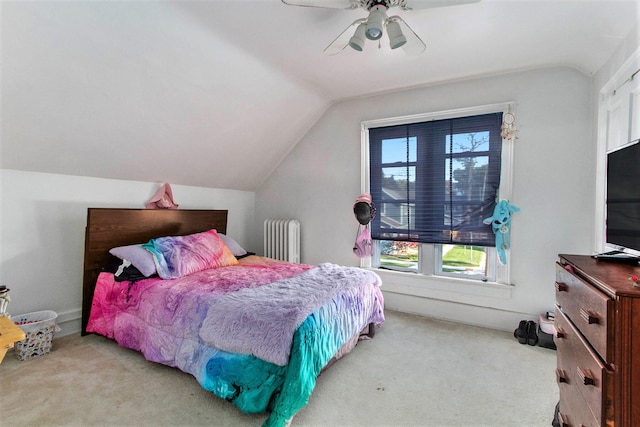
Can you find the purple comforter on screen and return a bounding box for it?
[87,256,385,426]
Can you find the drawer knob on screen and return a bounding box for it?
[555,282,568,292]
[555,328,566,339]
[579,308,600,325]
[556,368,568,384]
[577,367,595,386]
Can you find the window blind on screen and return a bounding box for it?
[369,112,503,246]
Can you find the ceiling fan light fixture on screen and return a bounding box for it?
[348,23,367,51]
[365,6,386,40]
[386,20,406,49]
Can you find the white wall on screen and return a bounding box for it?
[592,23,640,253]
[256,66,595,331]
[594,23,640,96]
[0,170,255,336]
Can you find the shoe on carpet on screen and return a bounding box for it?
[513,320,528,344]
[526,320,538,346]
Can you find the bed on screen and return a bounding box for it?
[81,208,385,427]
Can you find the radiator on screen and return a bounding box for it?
[264,219,300,263]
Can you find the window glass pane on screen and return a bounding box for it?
[451,156,489,199]
[446,132,490,154]
[442,203,460,227]
[380,202,415,231]
[382,166,415,192]
[380,241,419,271]
[441,245,487,277]
[381,165,416,234]
[382,137,416,163]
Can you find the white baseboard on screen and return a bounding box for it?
[54,308,82,337]
[382,290,537,333]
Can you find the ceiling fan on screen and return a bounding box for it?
[281,0,481,56]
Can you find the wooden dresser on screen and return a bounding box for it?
[555,254,640,427]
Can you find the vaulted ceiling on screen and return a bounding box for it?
[2,1,638,191]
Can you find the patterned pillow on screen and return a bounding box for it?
[143,229,238,279]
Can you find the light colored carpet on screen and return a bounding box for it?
[1,310,558,426]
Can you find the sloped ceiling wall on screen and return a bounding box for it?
[1,1,328,191]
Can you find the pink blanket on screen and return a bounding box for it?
[87,256,314,348]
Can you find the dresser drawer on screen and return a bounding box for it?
[555,263,613,361]
[558,390,600,427]
[555,307,613,425]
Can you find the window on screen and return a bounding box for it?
[365,106,509,283]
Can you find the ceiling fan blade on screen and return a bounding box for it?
[395,0,481,11]
[323,18,367,55]
[389,16,426,56]
[281,0,362,9]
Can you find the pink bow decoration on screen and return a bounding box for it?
[146,183,179,209]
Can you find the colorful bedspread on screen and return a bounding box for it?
[87,256,385,426]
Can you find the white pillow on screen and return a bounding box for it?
[109,244,157,277]
[219,234,248,257]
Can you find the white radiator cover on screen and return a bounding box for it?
[263,219,300,263]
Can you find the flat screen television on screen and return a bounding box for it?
[603,138,640,260]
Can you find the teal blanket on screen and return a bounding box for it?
[203,285,385,426]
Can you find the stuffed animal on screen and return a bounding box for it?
[483,200,520,265]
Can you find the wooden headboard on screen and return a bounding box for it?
[82,208,228,335]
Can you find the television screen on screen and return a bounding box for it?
[606,139,640,256]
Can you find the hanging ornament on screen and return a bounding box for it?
[501,112,518,142]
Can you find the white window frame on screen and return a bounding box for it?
[361,102,515,288]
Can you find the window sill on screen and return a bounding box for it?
[369,267,513,303]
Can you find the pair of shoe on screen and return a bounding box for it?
[513,320,538,346]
